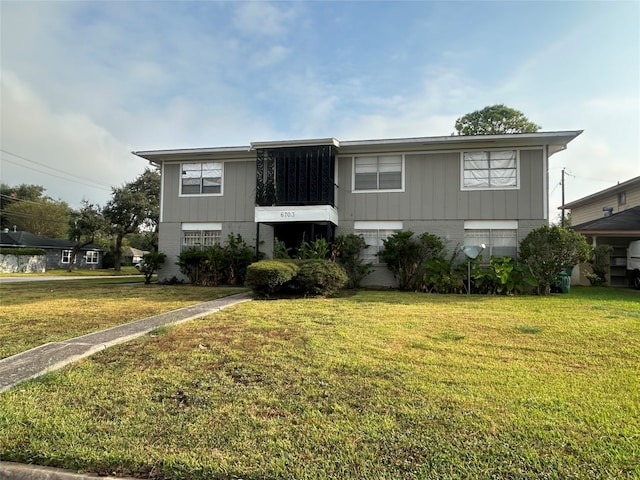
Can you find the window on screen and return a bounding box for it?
[85,251,99,264]
[181,223,222,251]
[354,221,403,263]
[464,221,518,261]
[354,155,403,191]
[618,191,626,205]
[462,150,518,189]
[181,162,223,195]
[61,250,71,264]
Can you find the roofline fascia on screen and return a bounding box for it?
[560,175,640,209]
[133,130,584,163]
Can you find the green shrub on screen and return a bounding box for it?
[177,234,256,286]
[140,251,166,285]
[295,259,348,297]
[473,256,536,295]
[223,234,256,286]
[586,244,613,286]
[245,260,299,296]
[297,238,331,259]
[335,234,374,288]
[380,231,446,290]
[422,252,466,294]
[519,225,590,295]
[273,239,292,259]
[0,247,45,256]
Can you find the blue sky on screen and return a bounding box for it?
[1,0,638,216]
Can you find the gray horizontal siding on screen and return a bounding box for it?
[337,149,545,222]
[162,160,256,223]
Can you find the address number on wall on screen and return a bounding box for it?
[280,211,295,218]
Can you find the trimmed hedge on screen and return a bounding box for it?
[245,259,348,297]
[295,259,348,297]
[0,248,46,256]
[245,260,299,296]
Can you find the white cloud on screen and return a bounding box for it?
[0,71,143,208]
[231,2,298,37]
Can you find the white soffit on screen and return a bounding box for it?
[255,205,339,225]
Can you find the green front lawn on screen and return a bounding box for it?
[1,287,638,479]
[0,280,247,359]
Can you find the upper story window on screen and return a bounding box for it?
[618,191,626,205]
[353,155,403,192]
[181,162,223,195]
[462,150,518,190]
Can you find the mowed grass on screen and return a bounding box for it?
[1,287,639,479]
[0,279,247,358]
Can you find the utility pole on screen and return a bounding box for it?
[561,168,565,227]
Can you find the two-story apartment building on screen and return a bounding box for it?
[134,131,582,286]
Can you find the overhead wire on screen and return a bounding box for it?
[0,149,113,192]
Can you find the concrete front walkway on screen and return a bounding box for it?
[0,292,253,479]
[0,292,253,393]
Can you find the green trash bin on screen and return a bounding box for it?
[553,267,573,294]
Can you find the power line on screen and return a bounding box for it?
[0,149,113,192]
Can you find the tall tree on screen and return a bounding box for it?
[67,201,105,272]
[1,183,47,230]
[103,168,160,271]
[2,197,71,237]
[454,104,541,135]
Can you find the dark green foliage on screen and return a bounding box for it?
[140,251,166,284]
[586,244,614,286]
[0,248,45,256]
[519,225,591,295]
[297,238,331,259]
[334,234,374,288]
[273,239,292,259]
[380,231,446,290]
[224,234,256,285]
[177,234,255,286]
[295,260,348,297]
[472,256,536,295]
[421,251,466,294]
[245,260,299,296]
[102,250,115,269]
[177,248,205,284]
[454,104,541,135]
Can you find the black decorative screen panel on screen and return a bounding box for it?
[255,145,336,206]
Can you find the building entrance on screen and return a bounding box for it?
[273,222,335,256]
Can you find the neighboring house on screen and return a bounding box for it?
[561,176,640,226]
[563,177,640,287]
[0,229,103,270]
[123,247,148,265]
[134,131,582,286]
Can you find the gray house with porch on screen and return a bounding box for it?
[134,131,582,286]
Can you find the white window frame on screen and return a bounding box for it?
[354,221,403,264]
[61,250,71,264]
[461,150,519,191]
[180,162,224,196]
[85,251,99,264]
[181,222,222,251]
[352,154,405,193]
[464,220,518,262]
